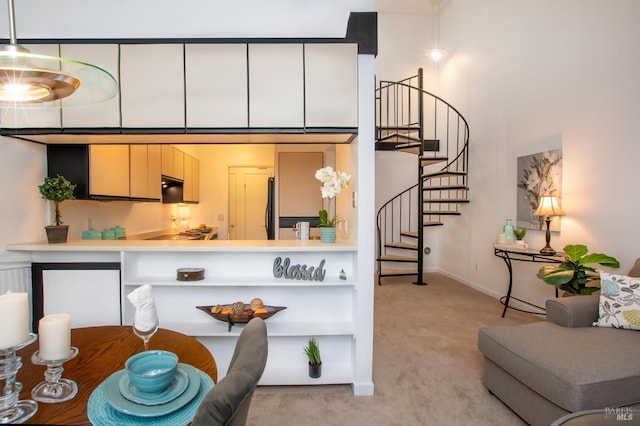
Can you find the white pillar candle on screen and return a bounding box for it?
[38,313,71,360]
[0,292,30,349]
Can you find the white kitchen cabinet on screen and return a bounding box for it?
[249,44,304,128]
[0,44,62,129]
[121,246,360,387]
[41,269,121,328]
[185,44,248,128]
[89,145,130,197]
[183,153,200,203]
[130,145,161,200]
[120,44,185,128]
[305,44,358,128]
[60,44,121,128]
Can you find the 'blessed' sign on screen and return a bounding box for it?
[273,257,326,281]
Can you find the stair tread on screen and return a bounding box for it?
[385,242,419,250]
[401,231,418,238]
[424,185,469,191]
[422,171,467,179]
[424,199,470,203]
[423,221,445,226]
[421,156,449,166]
[378,133,421,143]
[424,210,462,215]
[379,254,418,262]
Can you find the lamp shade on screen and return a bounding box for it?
[534,196,565,217]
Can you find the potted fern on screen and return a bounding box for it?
[537,244,620,295]
[38,174,76,243]
[303,338,322,378]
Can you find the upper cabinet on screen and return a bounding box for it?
[130,145,161,201]
[161,145,184,180]
[304,44,358,128]
[60,44,121,128]
[185,44,248,128]
[0,45,62,129]
[120,44,185,128]
[249,44,304,128]
[4,42,358,132]
[89,145,130,198]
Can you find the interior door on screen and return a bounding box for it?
[228,167,274,240]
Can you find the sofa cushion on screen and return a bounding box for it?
[593,272,640,330]
[478,322,640,412]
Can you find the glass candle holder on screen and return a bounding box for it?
[30,347,79,403]
[0,333,38,424]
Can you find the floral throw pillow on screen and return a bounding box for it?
[593,272,640,330]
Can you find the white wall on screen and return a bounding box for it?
[0,138,47,259]
[377,0,640,308]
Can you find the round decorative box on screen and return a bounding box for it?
[177,268,205,281]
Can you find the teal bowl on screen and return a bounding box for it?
[125,350,178,395]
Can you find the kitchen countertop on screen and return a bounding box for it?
[7,239,357,252]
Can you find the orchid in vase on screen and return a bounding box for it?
[315,166,351,228]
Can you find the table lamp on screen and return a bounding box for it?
[533,196,565,255]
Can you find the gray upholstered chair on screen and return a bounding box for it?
[192,317,268,426]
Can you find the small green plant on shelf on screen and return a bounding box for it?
[303,338,321,366]
[514,228,527,241]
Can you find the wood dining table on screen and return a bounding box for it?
[16,326,217,425]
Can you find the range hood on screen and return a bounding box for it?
[161,176,183,204]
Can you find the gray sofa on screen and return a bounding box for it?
[478,265,640,426]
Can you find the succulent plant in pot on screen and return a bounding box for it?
[303,338,322,378]
[38,174,76,243]
[537,244,620,295]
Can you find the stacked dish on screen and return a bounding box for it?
[87,352,214,425]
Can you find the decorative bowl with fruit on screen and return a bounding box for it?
[196,298,286,331]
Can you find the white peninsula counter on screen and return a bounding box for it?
[8,239,374,395]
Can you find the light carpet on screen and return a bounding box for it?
[247,273,541,425]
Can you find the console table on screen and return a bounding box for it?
[494,246,565,317]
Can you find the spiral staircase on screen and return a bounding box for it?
[376,69,470,286]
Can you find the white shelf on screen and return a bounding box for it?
[122,276,356,287]
[115,245,370,394]
[260,363,354,386]
[160,320,355,337]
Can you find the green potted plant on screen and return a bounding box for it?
[303,338,322,378]
[38,174,76,243]
[537,244,620,295]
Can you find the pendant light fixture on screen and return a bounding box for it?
[0,0,117,108]
[426,0,449,62]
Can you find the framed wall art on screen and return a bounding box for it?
[516,149,562,231]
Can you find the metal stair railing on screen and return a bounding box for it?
[376,68,470,285]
